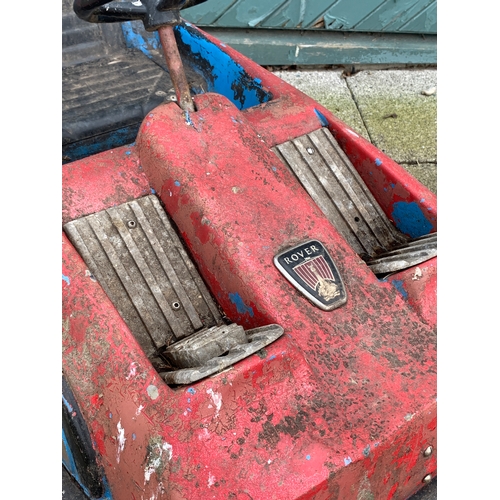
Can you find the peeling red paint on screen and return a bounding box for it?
[62,38,436,499]
[387,482,399,499]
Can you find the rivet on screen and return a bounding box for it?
[127,220,136,228]
[422,474,432,484]
[172,302,180,310]
[423,446,433,457]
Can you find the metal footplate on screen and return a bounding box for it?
[162,324,284,385]
[366,232,437,274]
[64,195,283,383]
[272,128,437,273]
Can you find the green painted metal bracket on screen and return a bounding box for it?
[197,28,436,66]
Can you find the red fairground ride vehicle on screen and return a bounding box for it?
[62,1,437,498]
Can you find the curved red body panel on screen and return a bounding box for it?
[62,25,436,500]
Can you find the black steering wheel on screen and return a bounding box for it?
[73,0,206,31]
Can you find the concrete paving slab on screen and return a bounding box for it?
[401,163,437,194]
[272,69,370,140]
[346,69,437,165]
[272,68,437,195]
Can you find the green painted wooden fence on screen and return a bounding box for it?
[182,0,437,65]
[183,0,436,33]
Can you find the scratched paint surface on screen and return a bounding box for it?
[62,22,436,500]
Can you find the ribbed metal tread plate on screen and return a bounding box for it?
[273,128,409,260]
[273,128,437,273]
[63,195,222,358]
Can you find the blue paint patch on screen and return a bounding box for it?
[314,108,329,126]
[392,280,408,300]
[269,355,276,361]
[187,387,196,394]
[306,455,311,460]
[174,181,181,187]
[62,428,78,479]
[184,110,194,127]
[121,22,159,57]
[187,398,191,403]
[344,456,352,466]
[62,274,70,286]
[391,201,433,238]
[63,428,114,500]
[109,412,112,419]
[390,183,396,188]
[363,445,370,457]
[150,188,156,194]
[420,198,425,203]
[120,23,272,110]
[272,167,277,172]
[175,26,272,110]
[63,126,139,163]
[229,293,254,317]
[375,158,382,166]
[125,150,131,155]
[132,433,136,440]
[186,408,192,412]
[62,395,73,414]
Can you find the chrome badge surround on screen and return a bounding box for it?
[274,240,347,311]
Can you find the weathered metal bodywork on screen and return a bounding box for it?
[62,15,437,500]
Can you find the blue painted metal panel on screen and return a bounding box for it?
[120,22,272,109]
